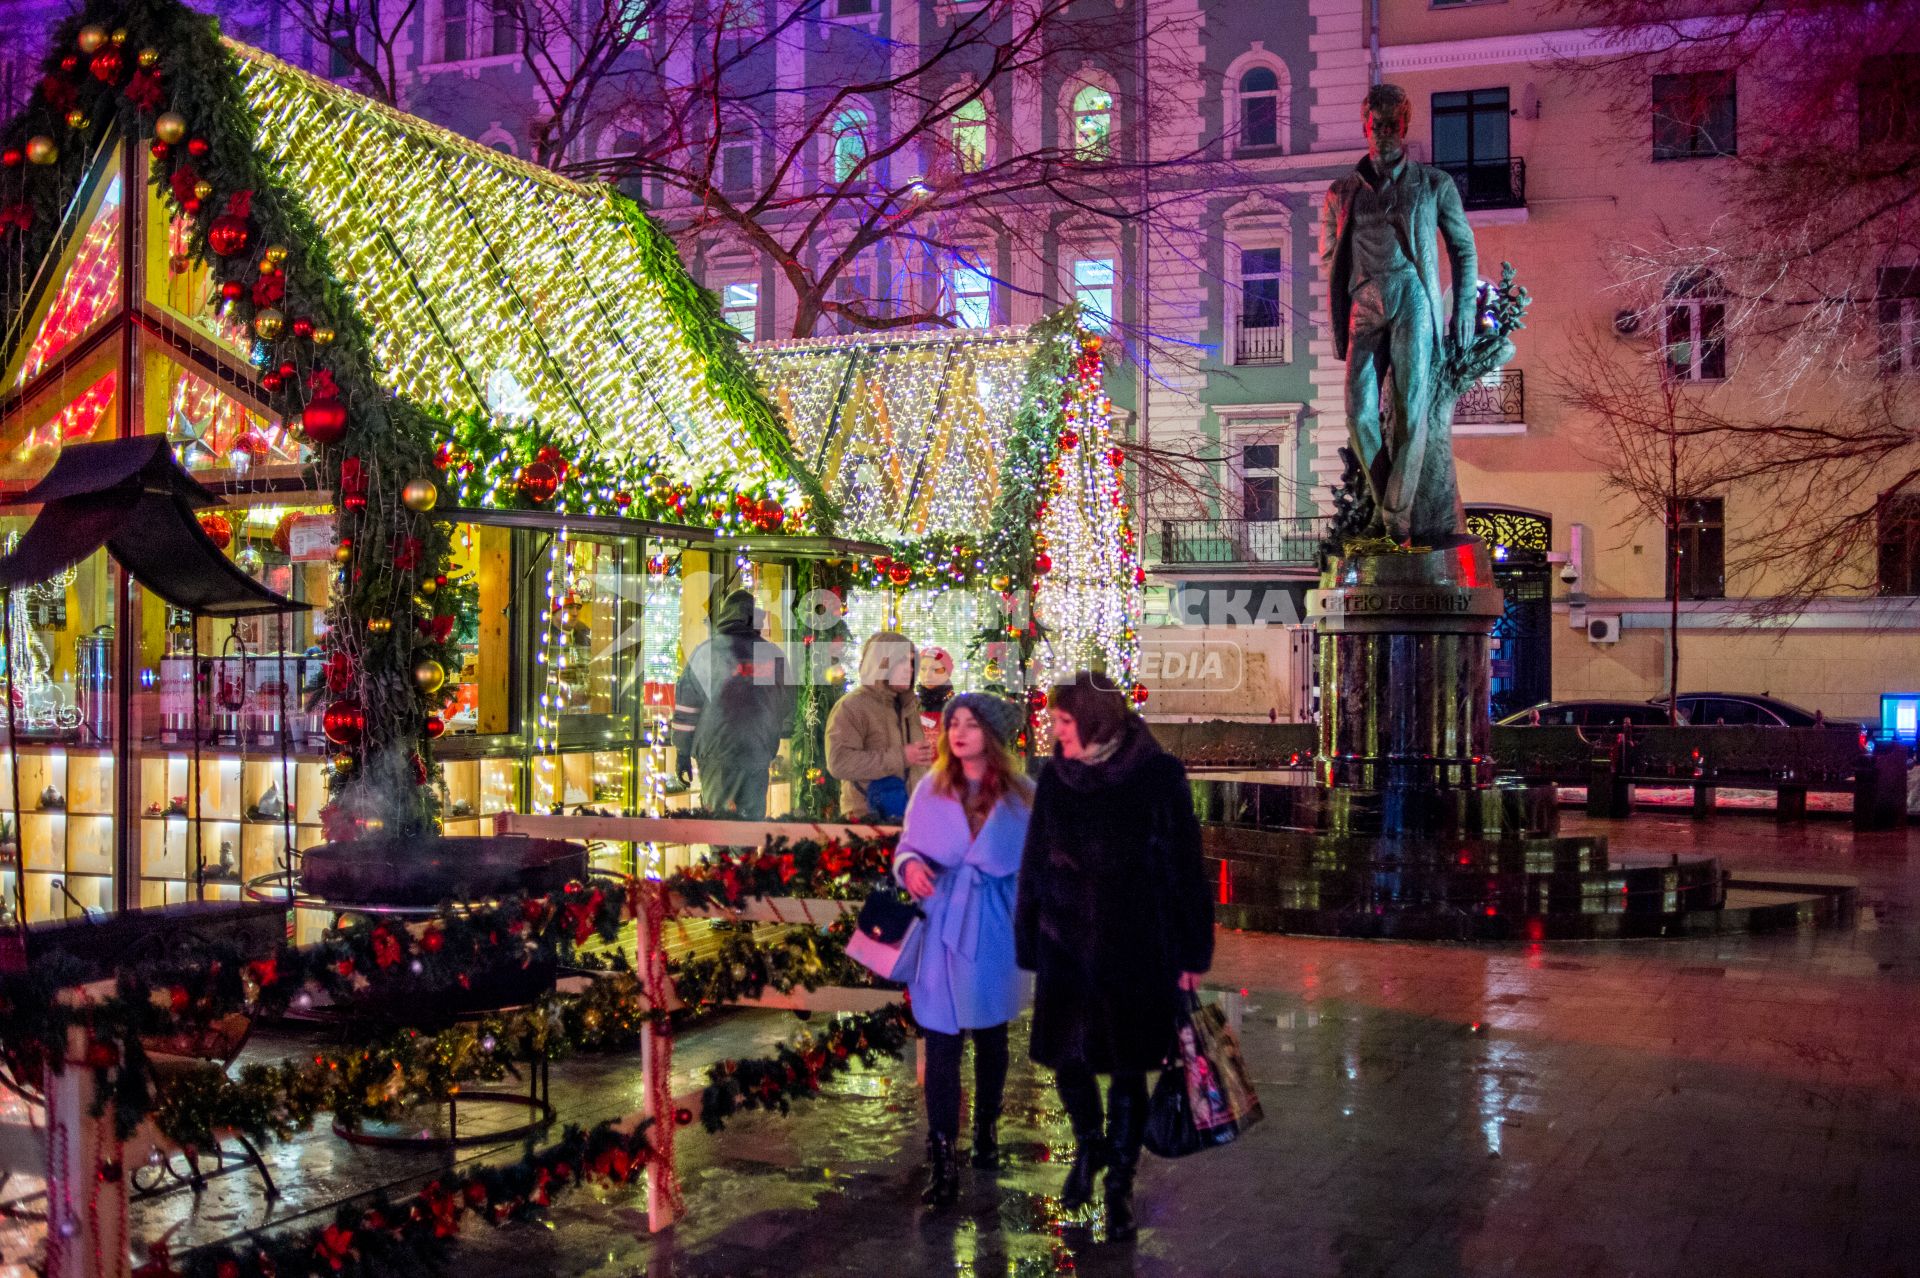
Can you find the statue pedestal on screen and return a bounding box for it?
[1308,540,1504,814]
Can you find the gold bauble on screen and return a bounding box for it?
[363,817,385,833]
[263,244,289,267]
[414,659,447,694]
[401,478,437,513]
[137,47,159,68]
[333,543,353,564]
[154,111,187,144]
[65,110,89,131]
[111,28,128,45]
[77,24,108,52]
[25,136,58,165]
[252,307,284,340]
[311,326,336,347]
[420,579,438,596]
[367,616,393,635]
[990,574,1011,592]
[192,179,213,201]
[331,753,354,771]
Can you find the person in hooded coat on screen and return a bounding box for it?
[825,631,932,819]
[1015,671,1213,1240]
[670,589,794,819]
[892,692,1032,1207]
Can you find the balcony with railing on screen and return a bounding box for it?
[1157,516,1330,569]
[1438,157,1526,211]
[1453,368,1525,428]
[1233,321,1287,366]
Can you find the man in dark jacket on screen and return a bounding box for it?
[671,589,794,819]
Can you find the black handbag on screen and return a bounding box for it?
[845,884,923,980]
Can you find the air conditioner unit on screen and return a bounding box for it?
[1587,615,1622,644]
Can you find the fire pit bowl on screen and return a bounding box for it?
[299,835,589,907]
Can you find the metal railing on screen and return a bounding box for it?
[1233,322,1287,365]
[1454,368,1524,424]
[1437,156,1526,211]
[1157,517,1330,567]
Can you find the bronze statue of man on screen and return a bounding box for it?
[1322,83,1479,543]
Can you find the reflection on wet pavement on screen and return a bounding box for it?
[8,814,1918,1277]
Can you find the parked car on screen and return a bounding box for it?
[1496,700,1687,728]
[1653,692,1859,731]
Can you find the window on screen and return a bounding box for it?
[489,0,516,56]
[1664,270,1727,381]
[326,20,356,77]
[951,98,988,173]
[1432,87,1512,205]
[720,141,755,192]
[1072,85,1113,162]
[1239,442,1284,522]
[443,0,469,62]
[1667,496,1725,600]
[721,281,758,338]
[1236,247,1284,364]
[1859,54,1920,146]
[1652,71,1736,160]
[837,0,875,13]
[1073,258,1114,332]
[831,268,871,335]
[1879,493,1920,595]
[1237,66,1281,150]
[950,261,993,329]
[617,0,651,39]
[830,107,869,183]
[1877,266,1920,376]
[721,0,762,30]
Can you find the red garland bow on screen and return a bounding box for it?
[125,69,164,112]
[0,203,31,234]
[168,164,200,206]
[370,928,402,968]
[314,1223,354,1270]
[226,190,254,219]
[251,270,285,307]
[393,536,423,571]
[417,614,456,643]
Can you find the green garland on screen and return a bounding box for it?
[0,878,631,1140]
[699,1004,911,1132]
[666,918,881,1009]
[131,1115,658,1278]
[661,833,896,911]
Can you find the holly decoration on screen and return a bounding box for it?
[198,513,231,549]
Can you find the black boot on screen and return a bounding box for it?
[1103,1084,1146,1242]
[970,1113,1000,1169]
[921,1134,959,1207]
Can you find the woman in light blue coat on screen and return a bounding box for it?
[893,692,1032,1208]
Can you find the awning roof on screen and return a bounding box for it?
[0,436,306,616]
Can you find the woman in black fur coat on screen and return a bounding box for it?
[1014,671,1213,1240]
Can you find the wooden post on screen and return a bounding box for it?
[45,1026,129,1278]
[635,885,678,1234]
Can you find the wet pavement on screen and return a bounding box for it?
[8,811,1920,1277]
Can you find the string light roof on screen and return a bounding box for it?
[224,41,800,498]
[748,325,1038,540]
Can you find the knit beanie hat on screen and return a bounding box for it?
[943,692,1023,747]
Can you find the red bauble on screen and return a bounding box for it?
[234,429,270,458]
[89,49,123,83]
[292,317,314,339]
[872,555,893,574]
[1027,687,1047,709]
[889,564,912,586]
[425,716,446,739]
[220,279,243,302]
[1034,552,1053,574]
[186,136,210,158]
[322,700,365,747]
[277,360,296,379]
[613,490,632,508]
[207,191,253,257]
[1107,446,1125,467]
[198,513,232,549]
[1134,566,1146,585]
[760,499,784,528]
[517,460,559,503]
[261,372,284,394]
[1131,683,1149,705]
[1059,430,1079,450]
[147,140,168,161]
[302,393,348,445]
[3,148,24,168]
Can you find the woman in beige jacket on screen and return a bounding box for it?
[826,632,933,818]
